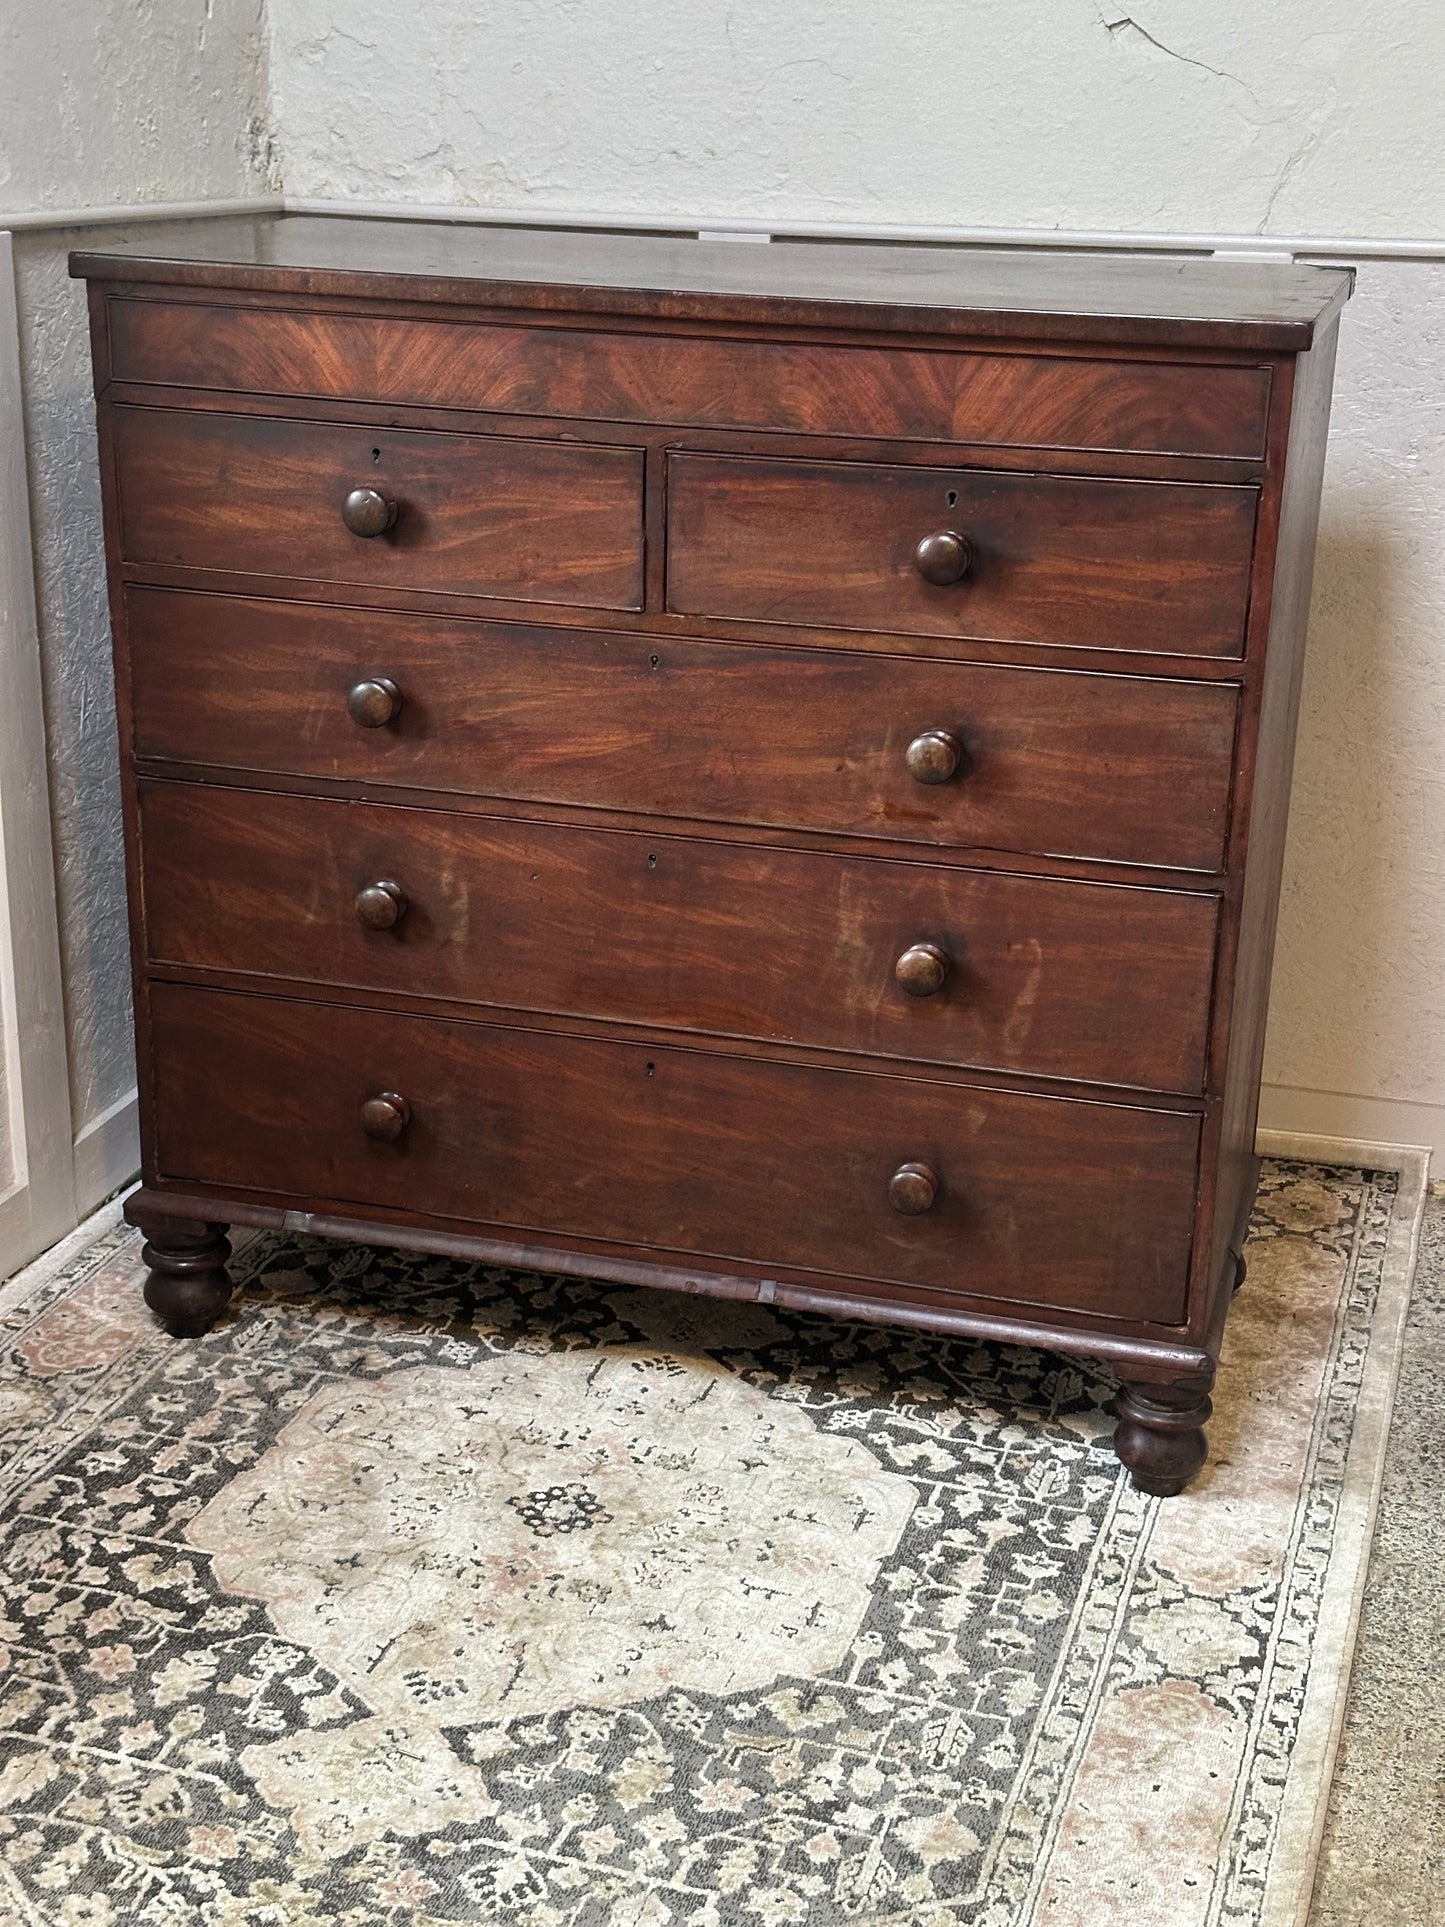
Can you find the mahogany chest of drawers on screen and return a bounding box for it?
[73,217,1350,1494]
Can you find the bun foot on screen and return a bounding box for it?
[138,1219,234,1337]
[1114,1379,1213,1496]
[1232,1251,1248,1295]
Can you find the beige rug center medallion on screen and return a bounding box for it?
[0,1156,1424,1927]
[189,1354,916,1860]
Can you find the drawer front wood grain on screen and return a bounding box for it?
[139,782,1219,1093]
[111,406,645,610]
[126,591,1238,872]
[107,297,1273,458]
[149,983,1201,1323]
[667,452,1258,656]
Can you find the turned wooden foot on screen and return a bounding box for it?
[1232,1251,1248,1295]
[138,1218,234,1337]
[1114,1379,1214,1496]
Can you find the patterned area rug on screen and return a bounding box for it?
[0,1156,1425,1927]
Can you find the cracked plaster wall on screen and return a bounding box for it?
[263,1,1442,239]
[4,1,270,1154]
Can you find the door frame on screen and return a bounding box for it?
[0,229,76,1275]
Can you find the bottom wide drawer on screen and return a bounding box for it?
[148,984,1201,1324]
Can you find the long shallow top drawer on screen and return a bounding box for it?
[103,296,1273,459]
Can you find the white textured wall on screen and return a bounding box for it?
[260,0,1445,1150]
[4,1,269,1169]
[0,2,272,214]
[1264,263,1445,1144]
[264,1,1445,238]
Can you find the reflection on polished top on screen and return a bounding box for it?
[72,212,1352,348]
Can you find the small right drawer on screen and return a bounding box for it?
[666,452,1259,657]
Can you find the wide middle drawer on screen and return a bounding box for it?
[138,782,1219,1093]
[126,589,1239,872]
[111,405,646,610]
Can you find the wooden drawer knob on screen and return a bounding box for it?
[341,486,398,537]
[914,529,973,586]
[347,677,402,727]
[905,729,963,785]
[895,942,950,997]
[361,1091,411,1140]
[888,1161,939,1214]
[355,880,408,930]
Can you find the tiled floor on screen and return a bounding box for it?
[1310,1181,1445,1923]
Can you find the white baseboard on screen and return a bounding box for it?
[1258,1083,1445,1163]
[72,1087,140,1216]
[1256,1128,1432,1190]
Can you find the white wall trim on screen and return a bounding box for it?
[0,194,283,234]
[285,195,1445,264]
[72,1087,140,1218]
[3,188,1445,263]
[1256,1128,1432,1182]
[1259,1084,1445,1164]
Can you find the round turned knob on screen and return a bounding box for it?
[888,1161,939,1215]
[905,728,963,785]
[895,942,950,997]
[360,1091,411,1141]
[354,880,408,930]
[341,486,398,538]
[346,677,402,728]
[914,529,973,586]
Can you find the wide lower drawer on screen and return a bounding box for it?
[667,452,1258,657]
[106,296,1273,458]
[126,589,1238,872]
[111,406,645,610]
[147,984,1201,1323]
[138,782,1219,1093]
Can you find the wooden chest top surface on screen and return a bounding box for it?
[73,213,1351,349]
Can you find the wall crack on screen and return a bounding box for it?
[1097,8,1264,110]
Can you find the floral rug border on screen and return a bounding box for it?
[1253,1139,1430,1927]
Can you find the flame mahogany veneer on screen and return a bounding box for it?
[73,216,1351,1495]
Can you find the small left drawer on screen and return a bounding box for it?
[110,405,646,611]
